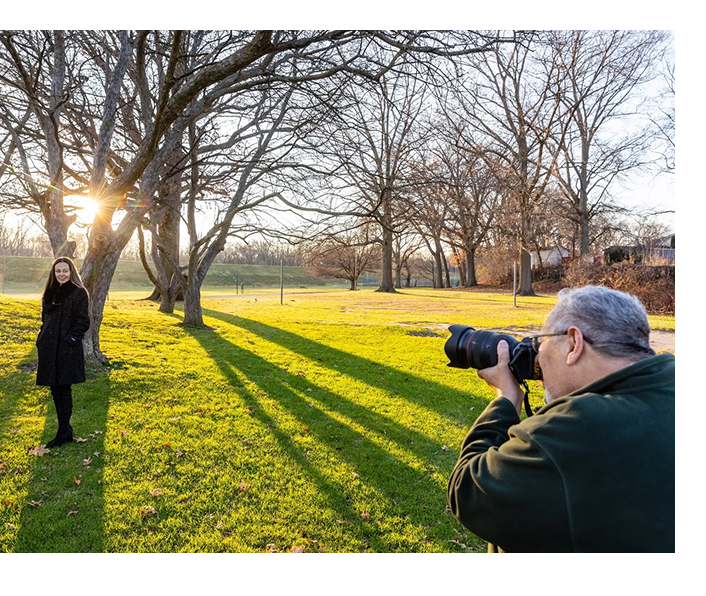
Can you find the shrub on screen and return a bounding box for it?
[563,260,675,315]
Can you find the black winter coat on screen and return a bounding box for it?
[36,282,90,387]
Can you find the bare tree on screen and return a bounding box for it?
[296,69,431,293]
[649,48,675,175]
[0,30,520,359]
[428,121,504,287]
[449,35,569,295]
[391,228,422,288]
[305,224,380,290]
[547,30,668,256]
[0,30,82,256]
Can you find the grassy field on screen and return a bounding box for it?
[0,288,675,553]
[0,255,345,295]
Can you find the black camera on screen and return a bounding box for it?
[444,325,542,383]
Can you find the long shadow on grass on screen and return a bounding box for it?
[201,308,483,424]
[12,364,110,553]
[183,323,471,552]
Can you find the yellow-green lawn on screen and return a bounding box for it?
[0,288,674,552]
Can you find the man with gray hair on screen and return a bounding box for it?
[448,285,675,552]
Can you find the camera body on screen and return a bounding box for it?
[444,325,542,383]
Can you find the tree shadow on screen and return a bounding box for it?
[182,319,480,551]
[12,367,111,552]
[200,307,486,425]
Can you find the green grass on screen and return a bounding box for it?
[0,255,343,295]
[0,289,675,552]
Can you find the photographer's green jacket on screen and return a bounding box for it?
[448,353,675,553]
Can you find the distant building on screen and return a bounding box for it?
[603,235,675,264]
[532,248,569,268]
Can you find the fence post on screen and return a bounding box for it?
[280,259,284,305]
[513,262,518,308]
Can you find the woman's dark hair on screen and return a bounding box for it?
[42,257,85,301]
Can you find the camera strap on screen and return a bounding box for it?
[519,380,533,418]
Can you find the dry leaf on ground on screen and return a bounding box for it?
[29,446,50,457]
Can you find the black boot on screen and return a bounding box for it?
[59,388,74,443]
[46,385,73,448]
[46,396,63,449]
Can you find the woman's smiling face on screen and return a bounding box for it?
[54,262,71,285]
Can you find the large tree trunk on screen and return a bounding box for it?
[578,140,591,256]
[518,192,536,296]
[144,66,187,312]
[466,249,478,287]
[81,247,121,364]
[43,31,74,258]
[182,277,205,327]
[376,191,396,293]
[519,247,535,296]
[442,251,451,288]
[457,259,467,287]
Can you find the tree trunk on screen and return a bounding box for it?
[578,140,591,256]
[457,258,467,287]
[579,191,590,256]
[159,281,179,313]
[519,247,535,296]
[518,195,536,296]
[43,31,74,258]
[466,250,478,287]
[183,277,205,327]
[376,191,396,293]
[433,253,442,288]
[442,251,451,288]
[81,247,121,364]
[152,142,185,312]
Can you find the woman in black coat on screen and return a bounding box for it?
[36,257,90,448]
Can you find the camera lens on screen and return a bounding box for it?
[445,325,520,370]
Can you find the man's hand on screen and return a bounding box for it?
[477,340,525,416]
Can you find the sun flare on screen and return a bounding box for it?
[66,195,99,225]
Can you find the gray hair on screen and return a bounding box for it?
[544,285,656,361]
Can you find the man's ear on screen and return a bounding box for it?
[565,326,586,365]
